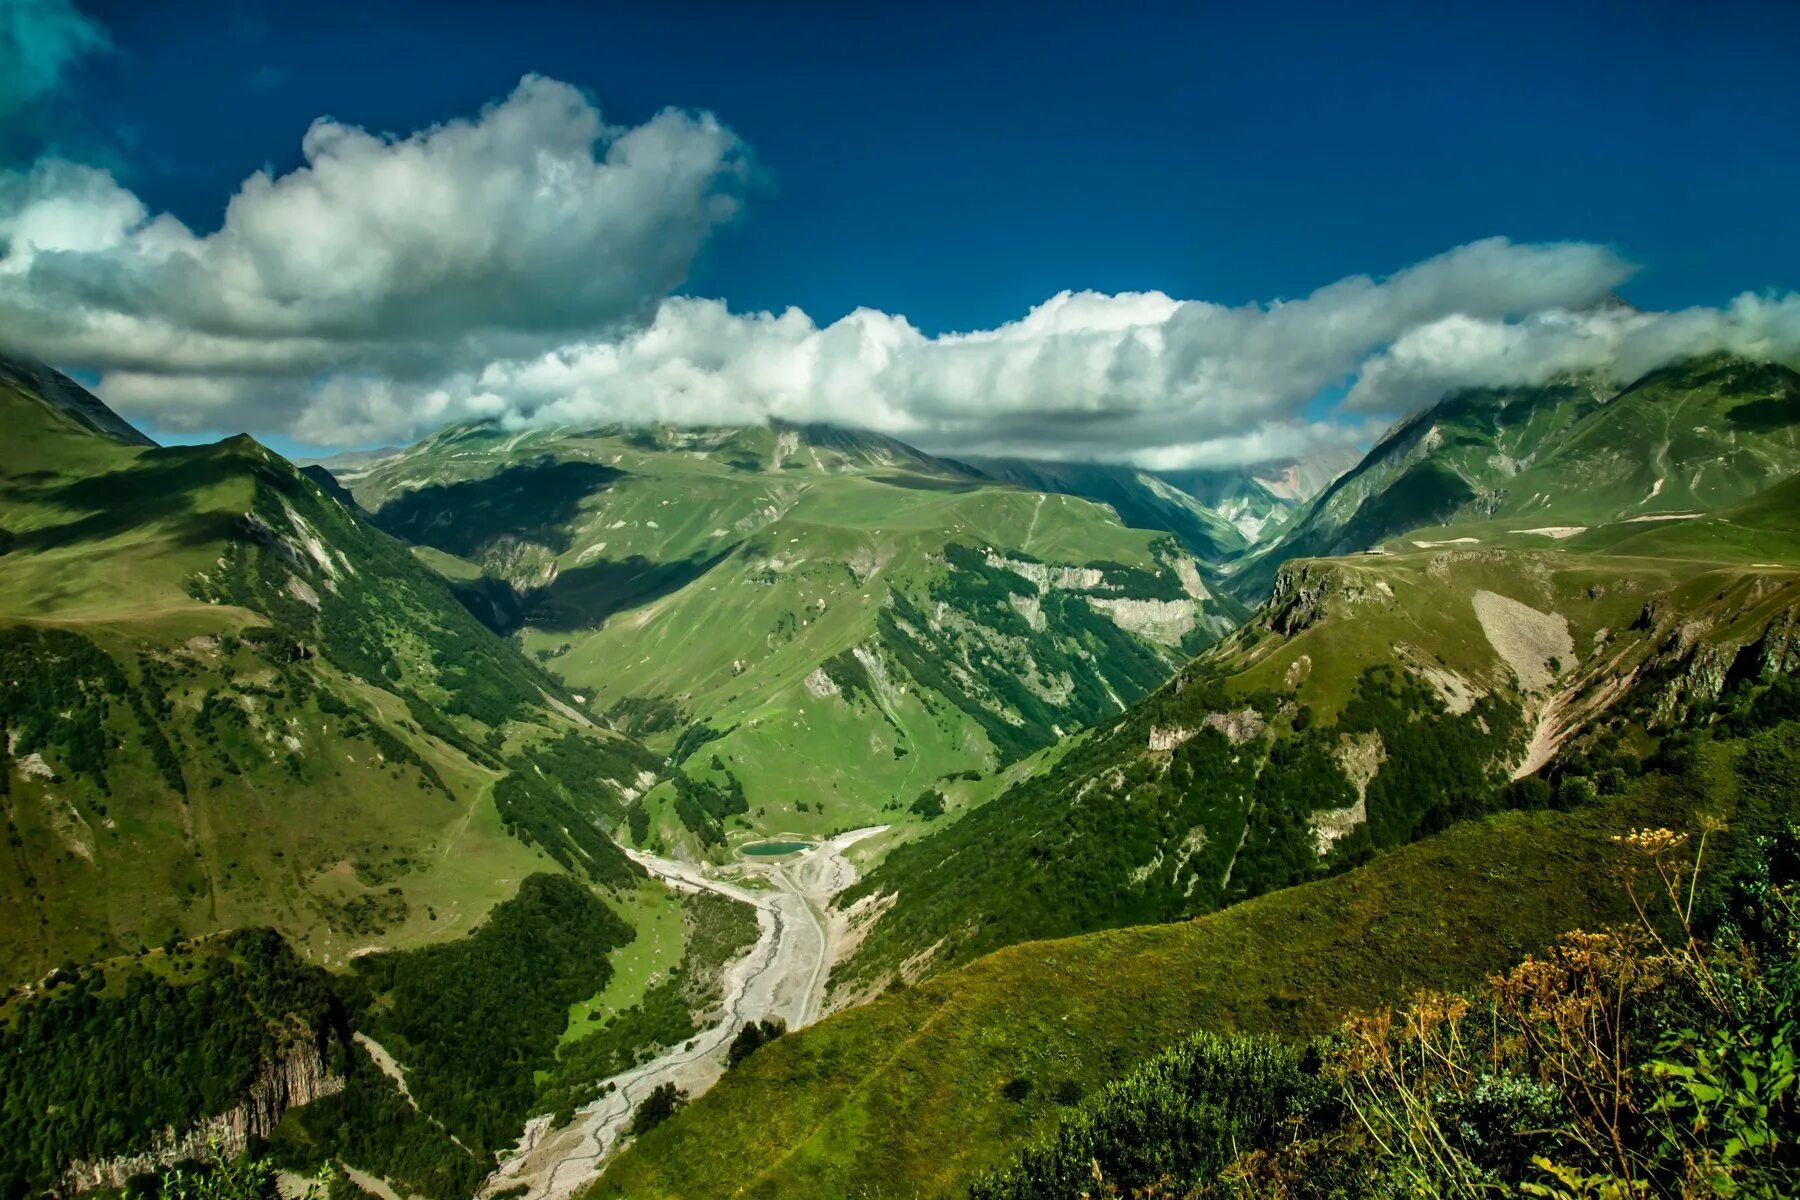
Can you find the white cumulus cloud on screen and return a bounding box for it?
[257,236,1636,458]
[0,74,751,391]
[1,71,1795,468]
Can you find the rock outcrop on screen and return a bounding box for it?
[62,1036,343,1191]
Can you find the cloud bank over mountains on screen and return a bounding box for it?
[2,73,1797,465]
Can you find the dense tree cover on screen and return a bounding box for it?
[524,731,660,825]
[270,1045,484,1200]
[602,694,681,737]
[0,625,129,789]
[0,930,344,1198]
[492,734,655,886]
[725,1017,787,1069]
[908,789,946,820]
[669,721,730,765]
[627,1083,685,1137]
[128,653,188,795]
[1343,665,1523,847]
[1228,665,1523,898]
[819,648,882,711]
[670,771,749,846]
[350,874,634,1153]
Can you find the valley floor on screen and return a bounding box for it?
[483,828,886,1200]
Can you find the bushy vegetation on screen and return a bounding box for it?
[536,891,758,1123]
[0,930,343,1197]
[969,1033,1324,1199]
[349,874,634,1153]
[976,804,1800,1199]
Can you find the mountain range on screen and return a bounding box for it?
[1,349,1796,1200]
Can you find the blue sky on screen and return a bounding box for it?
[4,0,1799,462]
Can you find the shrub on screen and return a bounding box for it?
[629,1083,686,1137]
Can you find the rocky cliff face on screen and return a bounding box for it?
[1261,560,1391,636]
[62,1036,343,1190]
[1649,603,1800,728]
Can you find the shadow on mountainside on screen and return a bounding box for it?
[373,458,625,559]
[523,546,739,631]
[5,444,254,554]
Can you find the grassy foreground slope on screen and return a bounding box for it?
[340,422,1246,848]
[0,360,654,984]
[591,725,1782,1200]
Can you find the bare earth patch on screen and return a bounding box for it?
[1471,590,1574,693]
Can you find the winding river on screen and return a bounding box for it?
[481,826,886,1200]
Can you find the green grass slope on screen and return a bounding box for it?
[340,421,1246,849]
[826,528,1799,999]
[590,709,1797,1200]
[1229,355,1800,600]
[953,457,1254,562]
[0,369,657,985]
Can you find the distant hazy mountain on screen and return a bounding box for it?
[958,449,1358,562]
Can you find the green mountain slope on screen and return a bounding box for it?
[589,704,1799,1200]
[338,421,1247,849]
[0,365,656,985]
[827,530,1800,1001]
[1229,356,1800,600]
[954,457,1253,562]
[957,450,1358,564]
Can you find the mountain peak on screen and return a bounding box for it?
[0,353,157,448]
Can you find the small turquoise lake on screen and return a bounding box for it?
[741,840,812,857]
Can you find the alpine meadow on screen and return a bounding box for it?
[3,4,1799,1200]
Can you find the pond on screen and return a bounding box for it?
[741,840,812,857]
